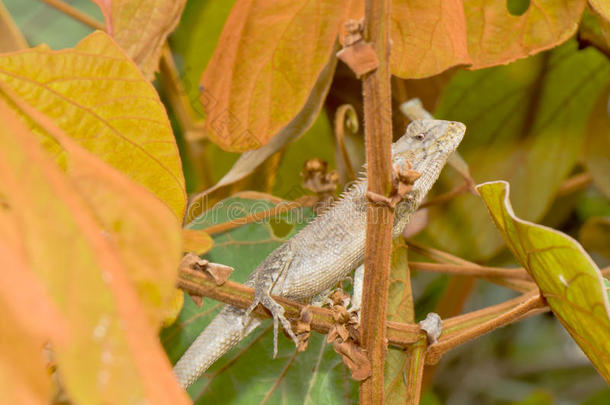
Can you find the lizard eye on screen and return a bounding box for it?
[415,133,425,140]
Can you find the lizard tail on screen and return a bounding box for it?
[173,306,261,388]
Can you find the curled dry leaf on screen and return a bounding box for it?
[92,0,187,79]
[179,252,234,286]
[336,19,378,78]
[333,340,372,381]
[295,306,313,352]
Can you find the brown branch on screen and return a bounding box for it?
[359,1,394,403]
[177,266,423,347]
[578,22,610,60]
[39,0,105,31]
[426,293,548,364]
[419,181,469,208]
[158,45,205,138]
[556,172,593,196]
[178,266,549,357]
[199,199,306,235]
[408,262,531,280]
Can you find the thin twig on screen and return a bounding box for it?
[40,0,105,30]
[409,262,531,280]
[198,199,307,235]
[425,293,548,364]
[556,172,593,196]
[419,182,469,208]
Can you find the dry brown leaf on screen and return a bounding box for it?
[333,340,372,381]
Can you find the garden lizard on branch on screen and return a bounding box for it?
[174,119,466,388]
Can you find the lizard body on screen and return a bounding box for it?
[174,119,466,388]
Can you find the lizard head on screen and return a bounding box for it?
[392,119,466,203]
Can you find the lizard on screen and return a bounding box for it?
[174,119,466,388]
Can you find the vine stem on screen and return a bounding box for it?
[359,0,393,403]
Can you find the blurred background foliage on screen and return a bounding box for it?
[3,0,609,404]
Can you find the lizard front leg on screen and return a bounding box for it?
[244,244,299,357]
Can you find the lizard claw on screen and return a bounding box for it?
[245,292,299,357]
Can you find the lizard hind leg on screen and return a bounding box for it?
[245,290,299,358]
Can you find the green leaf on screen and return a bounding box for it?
[170,0,236,119]
[163,196,358,403]
[420,40,610,260]
[477,180,610,383]
[3,0,101,49]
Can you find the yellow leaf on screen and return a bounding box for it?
[0,95,188,403]
[478,181,610,383]
[92,0,186,79]
[3,85,184,328]
[161,289,185,328]
[0,31,186,221]
[182,228,214,255]
[463,0,587,68]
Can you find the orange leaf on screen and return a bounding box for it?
[463,0,587,68]
[390,0,471,78]
[0,244,67,404]
[0,98,188,403]
[92,0,186,79]
[200,0,346,152]
[590,0,610,23]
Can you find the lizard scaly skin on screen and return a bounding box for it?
[174,119,466,388]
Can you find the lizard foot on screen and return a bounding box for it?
[245,292,299,358]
